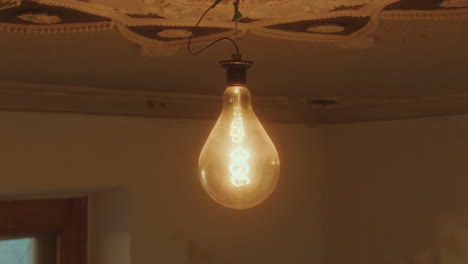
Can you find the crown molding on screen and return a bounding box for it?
[1,81,468,125]
[0,81,316,124]
[318,93,468,124]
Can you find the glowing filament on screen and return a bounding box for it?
[229,147,250,187]
[230,111,245,143]
[228,109,250,187]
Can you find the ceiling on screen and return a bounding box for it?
[0,0,467,123]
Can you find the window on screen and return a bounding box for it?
[0,237,33,264]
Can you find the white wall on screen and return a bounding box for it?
[321,114,468,264]
[0,111,321,264]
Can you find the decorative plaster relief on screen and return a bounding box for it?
[440,0,468,8]
[0,0,19,11]
[107,0,370,18]
[17,12,61,24]
[0,0,466,54]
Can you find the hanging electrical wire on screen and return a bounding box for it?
[187,0,242,56]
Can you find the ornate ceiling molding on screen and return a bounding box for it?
[0,0,20,11]
[0,0,467,53]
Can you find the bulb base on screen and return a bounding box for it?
[220,57,253,86]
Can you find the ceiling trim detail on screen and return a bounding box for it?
[0,20,113,33]
[1,81,468,125]
[0,0,467,55]
[0,81,314,124]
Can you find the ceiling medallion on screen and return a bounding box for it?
[155,0,293,9]
[130,0,371,19]
[0,0,466,54]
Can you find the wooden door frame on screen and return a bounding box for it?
[0,197,87,264]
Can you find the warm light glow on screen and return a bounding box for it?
[198,85,280,209]
[229,147,251,187]
[228,108,250,187]
[229,110,245,143]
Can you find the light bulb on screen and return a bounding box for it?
[198,58,280,209]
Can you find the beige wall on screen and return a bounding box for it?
[0,111,321,264]
[4,109,468,264]
[322,114,468,264]
[89,188,130,264]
